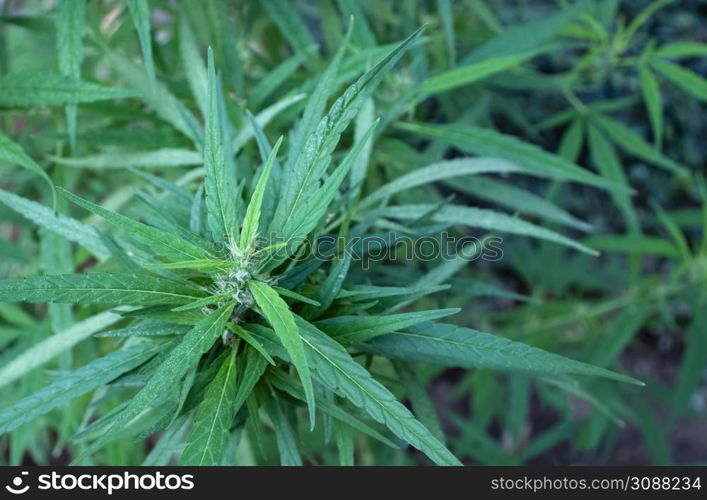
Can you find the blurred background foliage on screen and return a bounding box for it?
[1,0,706,465]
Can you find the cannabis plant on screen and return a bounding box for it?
[4,0,706,466]
[0,1,648,466]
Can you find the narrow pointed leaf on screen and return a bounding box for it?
[446,176,592,231]
[61,188,213,262]
[0,133,55,207]
[51,149,202,169]
[298,319,461,466]
[179,14,208,116]
[0,342,161,434]
[269,28,423,264]
[126,0,155,81]
[56,0,85,150]
[181,348,239,465]
[383,204,597,255]
[0,188,108,258]
[248,280,315,426]
[262,390,303,466]
[420,50,541,97]
[77,303,234,460]
[364,322,644,385]
[362,158,521,207]
[204,48,238,243]
[0,72,135,106]
[0,311,122,389]
[639,63,663,148]
[240,137,283,248]
[246,319,462,465]
[395,121,625,192]
[591,113,685,174]
[317,309,460,345]
[0,273,206,306]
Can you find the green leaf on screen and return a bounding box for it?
[362,158,521,207]
[350,97,375,199]
[179,14,208,117]
[262,388,303,466]
[250,51,311,108]
[40,220,74,365]
[437,0,455,67]
[50,149,202,169]
[446,176,591,231]
[588,302,648,369]
[171,294,231,312]
[247,320,461,465]
[76,302,234,461]
[461,0,586,64]
[0,273,206,306]
[672,309,707,417]
[271,286,320,306]
[144,260,229,271]
[0,72,135,107]
[0,342,161,434]
[268,370,398,448]
[651,57,707,102]
[143,416,191,466]
[233,94,306,153]
[619,0,674,49]
[337,284,449,302]
[60,188,213,262]
[337,0,376,47]
[109,54,201,145]
[586,123,638,231]
[652,202,691,260]
[583,234,679,257]
[382,204,598,255]
[202,0,243,95]
[94,320,190,338]
[268,28,423,264]
[267,24,353,239]
[394,361,445,443]
[232,344,269,414]
[396,122,623,192]
[591,113,685,174]
[0,133,55,208]
[639,63,663,149]
[181,348,239,465]
[420,50,541,97]
[56,0,84,84]
[0,311,122,389]
[557,118,584,162]
[126,0,155,81]
[56,0,85,151]
[0,188,108,258]
[364,322,644,385]
[296,319,461,466]
[248,280,315,426]
[301,250,352,320]
[334,422,354,465]
[240,137,283,248]
[228,323,276,365]
[655,42,707,59]
[633,398,672,465]
[262,0,317,61]
[205,48,238,243]
[270,118,380,268]
[317,309,460,345]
